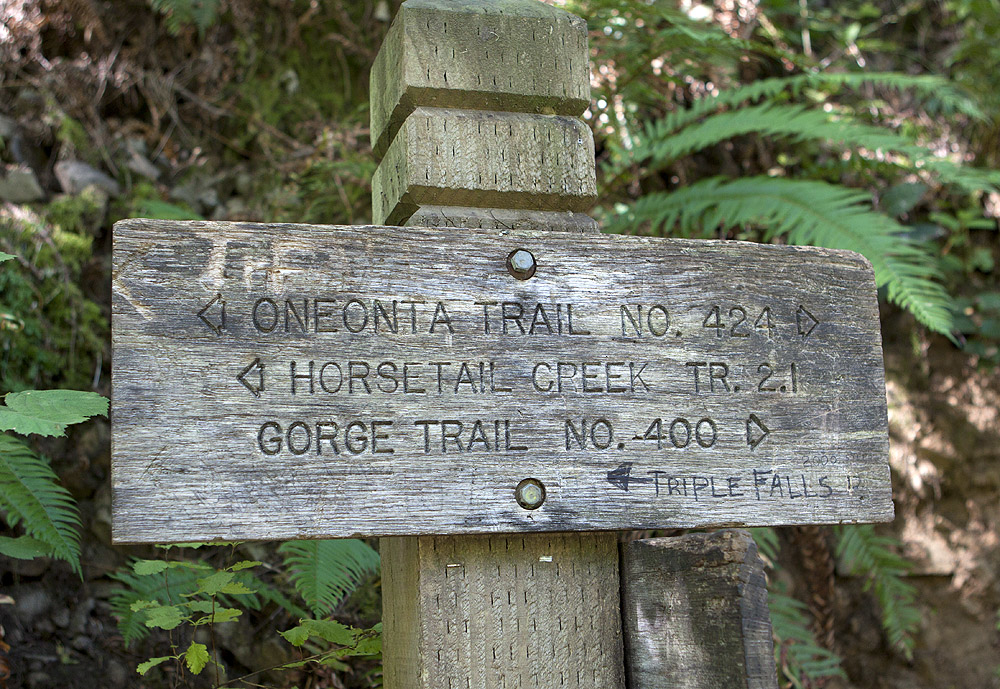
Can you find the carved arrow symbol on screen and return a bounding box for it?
[746,414,770,450]
[796,305,819,338]
[606,462,653,492]
[198,293,226,335]
[237,358,265,398]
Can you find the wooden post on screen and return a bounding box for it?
[621,531,779,689]
[370,2,624,687]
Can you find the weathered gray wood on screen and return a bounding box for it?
[372,107,597,225]
[382,533,625,689]
[369,0,590,158]
[621,531,778,689]
[111,219,892,543]
[407,206,599,233]
[372,10,618,683]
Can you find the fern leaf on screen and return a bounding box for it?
[608,176,956,336]
[834,525,920,659]
[769,587,846,687]
[0,434,81,575]
[635,71,983,144]
[279,540,380,617]
[629,103,999,195]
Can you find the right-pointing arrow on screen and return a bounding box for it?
[796,305,819,338]
[237,358,265,398]
[746,414,770,450]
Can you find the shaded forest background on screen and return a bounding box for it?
[0,0,998,687]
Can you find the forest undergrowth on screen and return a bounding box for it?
[0,0,998,688]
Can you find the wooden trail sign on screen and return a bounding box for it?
[111,219,892,543]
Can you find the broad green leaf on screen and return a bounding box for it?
[0,535,50,559]
[229,560,262,572]
[0,390,108,437]
[133,559,171,575]
[191,606,243,625]
[195,570,234,596]
[318,656,350,670]
[298,618,356,645]
[349,632,382,656]
[0,252,14,263]
[144,604,184,630]
[187,600,214,613]
[137,656,172,676]
[279,624,311,647]
[219,581,255,595]
[207,607,242,624]
[184,641,210,674]
[130,599,158,612]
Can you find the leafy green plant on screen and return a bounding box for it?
[130,556,262,680]
[769,588,846,688]
[0,386,108,574]
[752,525,920,685]
[114,540,381,684]
[278,539,380,617]
[602,69,999,337]
[752,528,846,688]
[834,525,920,659]
[1,208,107,391]
[149,0,221,36]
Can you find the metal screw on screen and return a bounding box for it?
[507,249,536,280]
[515,478,546,510]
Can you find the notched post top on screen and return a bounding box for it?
[370,0,590,158]
[370,0,598,231]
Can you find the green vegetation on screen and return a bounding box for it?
[1,0,998,687]
[111,540,381,681]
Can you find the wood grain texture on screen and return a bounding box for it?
[369,0,589,157]
[382,533,625,689]
[407,206,598,233]
[372,107,597,225]
[111,219,892,543]
[621,531,778,689]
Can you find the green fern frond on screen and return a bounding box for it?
[629,102,999,195]
[749,530,845,687]
[636,71,983,145]
[769,588,847,688]
[278,540,380,617]
[608,176,955,336]
[834,525,920,659]
[0,434,81,575]
[750,527,780,564]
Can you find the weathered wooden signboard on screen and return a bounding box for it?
[111,219,892,543]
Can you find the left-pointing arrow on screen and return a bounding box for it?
[237,358,265,397]
[606,462,654,492]
[197,293,226,335]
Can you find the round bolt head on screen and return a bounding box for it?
[506,249,536,280]
[515,478,546,510]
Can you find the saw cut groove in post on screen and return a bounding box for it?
[372,107,597,225]
[621,531,779,689]
[383,534,624,689]
[370,0,590,158]
[407,206,599,232]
